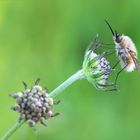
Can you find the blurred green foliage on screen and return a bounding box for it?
[0,0,140,140]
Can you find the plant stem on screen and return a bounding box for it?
[49,69,84,98]
[0,120,25,140]
[0,69,84,140]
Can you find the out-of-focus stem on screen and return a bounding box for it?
[49,69,84,98]
[0,120,25,140]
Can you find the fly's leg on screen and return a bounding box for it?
[114,64,128,86]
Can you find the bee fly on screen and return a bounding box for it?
[105,20,140,85]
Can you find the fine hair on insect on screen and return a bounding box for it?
[104,19,140,86]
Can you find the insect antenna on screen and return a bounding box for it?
[105,20,115,36]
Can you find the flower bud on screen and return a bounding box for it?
[10,79,60,127]
[27,120,35,127]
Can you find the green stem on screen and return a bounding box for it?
[0,69,84,140]
[49,69,84,97]
[0,120,25,140]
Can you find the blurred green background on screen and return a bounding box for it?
[0,0,140,140]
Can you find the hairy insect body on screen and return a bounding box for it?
[115,35,137,72]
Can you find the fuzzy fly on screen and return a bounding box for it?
[105,20,140,85]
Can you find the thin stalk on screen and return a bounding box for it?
[49,69,84,97]
[0,69,84,140]
[0,120,25,140]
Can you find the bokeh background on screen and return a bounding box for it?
[0,0,140,140]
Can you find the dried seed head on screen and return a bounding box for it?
[10,79,60,127]
[82,34,115,91]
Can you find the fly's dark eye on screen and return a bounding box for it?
[114,31,121,43]
[116,36,122,43]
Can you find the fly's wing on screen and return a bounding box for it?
[128,49,140,74]
[132,57,140,74]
